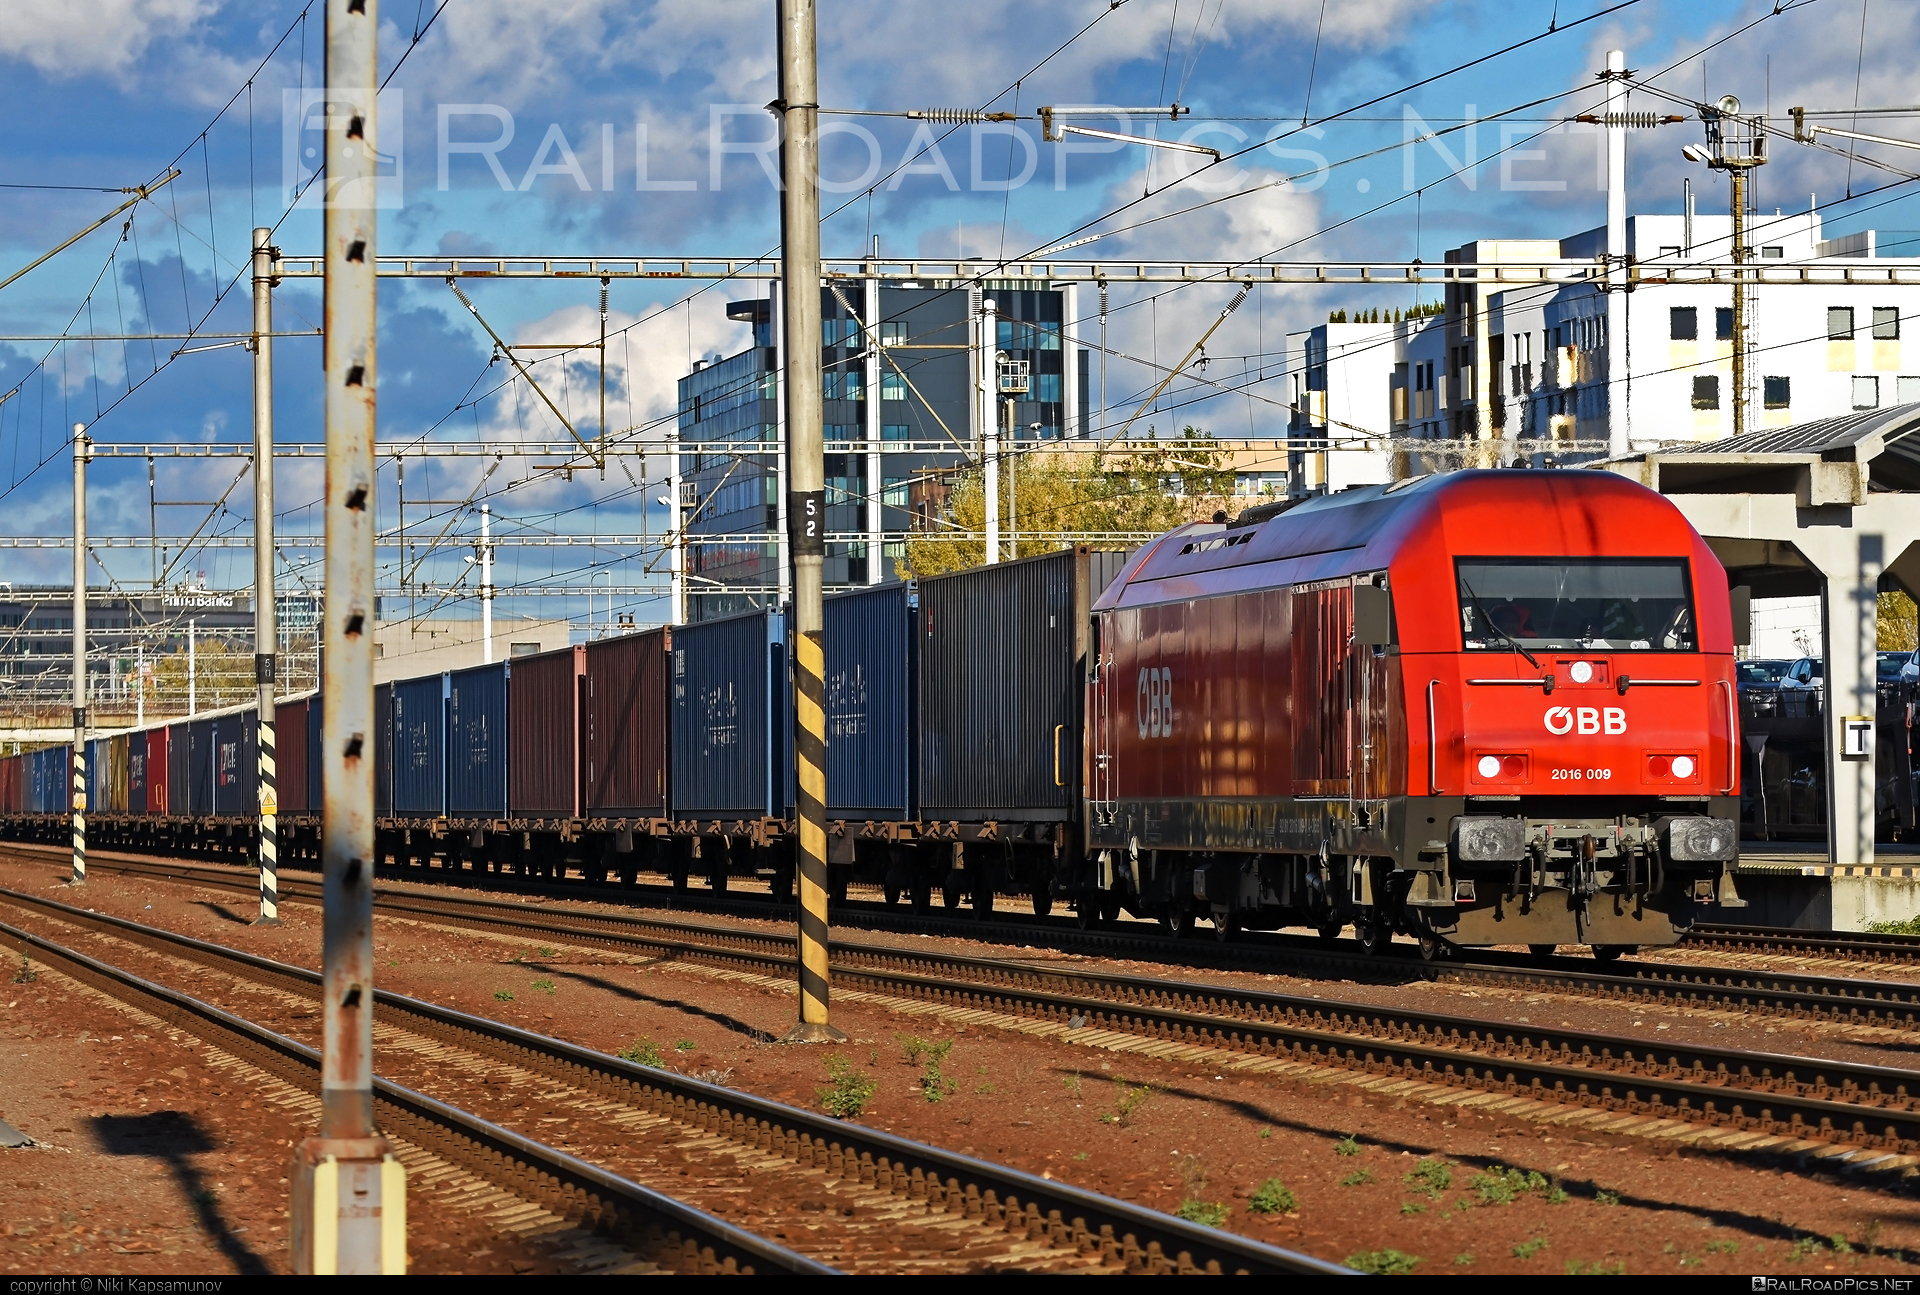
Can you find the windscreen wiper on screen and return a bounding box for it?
[1460,579,1541,669]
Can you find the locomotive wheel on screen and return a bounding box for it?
[1031,888,1053,918]
[1355,912,1392,957]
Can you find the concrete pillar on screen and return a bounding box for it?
[1817,534,1881,867]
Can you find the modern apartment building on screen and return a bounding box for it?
[1284,211,1920,487]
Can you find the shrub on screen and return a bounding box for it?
[674,1039,696,1052]
[1403,1159,1452,1198]
[1346,1250,1420,1275]
[1340,1169,1374,1187]
[1176,1199,1230,1227]
[530,978,556,995]
[1334,1135,1362,1156]
[1512,1237,1548,1258]
[1248,1179,1297,1215]
[619,1038,665,1067]
[493,989,513,1002]
[819,1053,877,1118]
[1471,1165,1548,1205]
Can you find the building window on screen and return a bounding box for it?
[878,321,907,346]
[1692,376,1720,409]
[843,369,864,402]
[1715,307,1733,341]
[509,642,540,657]
[1828,307,1855,340]
[882,423,911,440]
[822,370,840,400]
[1899,376,1920,405]
[1761,245,1784,259]
[1763,376,1791,409]
[1873,306,1901,340]
[1854,375,1880,408]
[1033,373,1062,403]
[881,371,906,400]
[1670,307,1698,341]
[1658,245,1682,258]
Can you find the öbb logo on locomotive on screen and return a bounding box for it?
[1136,666,1173,738]
[1543,705,1627,735]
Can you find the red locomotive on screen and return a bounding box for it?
[1082,469,1745,958]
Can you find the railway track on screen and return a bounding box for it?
[14,862,1920,1171]
[1687,922,1920,968]
[0,915,828,1276]
[0,887,1342,1276]
[28,845,1920,1035]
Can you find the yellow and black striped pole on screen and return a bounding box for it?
[776,0,843,1045]
[252,227,281,927]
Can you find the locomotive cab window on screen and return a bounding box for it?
[1456,558,1695,652]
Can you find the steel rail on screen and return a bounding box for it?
[15,844,1920,1033]
[1684,922,1920,967]
[9,870,1920,1159]
[0,915,830,1275]
[0,888,1342,1277]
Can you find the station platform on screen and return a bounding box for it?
[1731,842,1920,931]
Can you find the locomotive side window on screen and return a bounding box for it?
[1456,558,1695,652]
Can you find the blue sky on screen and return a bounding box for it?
[2,0,1916,621]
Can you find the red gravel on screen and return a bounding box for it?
[3,853,1918,1278]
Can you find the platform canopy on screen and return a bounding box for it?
[1606,402,1920,867]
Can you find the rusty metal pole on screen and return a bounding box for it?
[70,424,90,887]
[291,0,406,1273]
[777,0,844,1045]
[253,228,282,925]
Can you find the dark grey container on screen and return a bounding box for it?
[168,723,191,816]
[213,707,258,816]
[187,717,216,816]
[375,682,393,817]
[391,673,447,818]
[669,608,787,818]
[823,582,916,821]
[917,546,1129,822]
[447,661,509,818]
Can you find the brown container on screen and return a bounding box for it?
[583,628,669,819]
[275,695,311,814]
[509,643,583,817]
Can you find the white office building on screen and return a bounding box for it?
[1284,211,1920,488]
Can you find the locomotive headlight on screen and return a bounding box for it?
[1670,754,1696,778]
[1477,755,1501,778]
[1666,816,1737,861]
[1569,660,1594,684]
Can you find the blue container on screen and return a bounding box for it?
[307,692,324,816]
[375,682,393,817]
[670,609,788,818]
[447,661,508,818]
[214,708,258,816]
[187,717,216,816]
[391,673,447,817]
[29,746,66,813]
[823,583,917,821]
[84,738,99,814]
[128,730,148,815]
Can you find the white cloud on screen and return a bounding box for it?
[0,0,216,77]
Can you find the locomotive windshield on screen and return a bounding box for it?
[1456,558,1696,653]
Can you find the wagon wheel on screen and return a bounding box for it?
[1030,887,1053,919]
[883,878,902,906]
[771,867,794,907]
[1212,909,1237,943]
[910,874,932,914]
[1161,903,1195,940]
[1589,944,1633,964]
[1527,943,1557,961]
[1416,928,1450,962]
[1355,911,1393,957]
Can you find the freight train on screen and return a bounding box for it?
[0,469,1746,957]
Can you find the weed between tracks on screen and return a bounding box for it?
[820,1052,876,1118]
[1247,1178,1296,1216]
[898,1034,957,1103]
[1099,1077,1152,1126]
[1346,1249,1421,1275]
[10,952,34,984]
[1173,1155,1229,1228]
[619,1038,666,1067]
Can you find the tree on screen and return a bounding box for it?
[1882,590,1919,651]
[902,426,1239,578]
